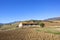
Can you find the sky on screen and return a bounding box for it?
[0,0,60,23]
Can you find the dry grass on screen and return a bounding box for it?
[0,28,60,40]
[43,22,60,27]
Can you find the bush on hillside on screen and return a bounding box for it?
[39,23,45,28]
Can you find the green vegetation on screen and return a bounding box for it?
[39,23,45,27]
[36,27,60,34]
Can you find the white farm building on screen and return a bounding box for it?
[18,22,40,28]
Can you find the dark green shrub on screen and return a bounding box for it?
[39,23,45,28]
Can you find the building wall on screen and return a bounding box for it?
[23,25,39,27]
[19,23,23,28]
[19,23,40,28]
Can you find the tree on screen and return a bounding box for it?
[39,23,45,28]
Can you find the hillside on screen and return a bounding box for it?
[0,20,42,30]
[0,19,60,40]
[1,19,60,30]
[1,17,60,30]
[0,28,60,40]
[0,21,20,30]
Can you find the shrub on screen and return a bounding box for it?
[39,23,45,28]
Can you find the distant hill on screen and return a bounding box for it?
[45,17,60,21]
[0,23,3,27]
[0,23,3,25]
[0,23,3,24]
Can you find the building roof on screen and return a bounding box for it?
[21,22,38,25]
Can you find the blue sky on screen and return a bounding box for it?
[0,0,60,23]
